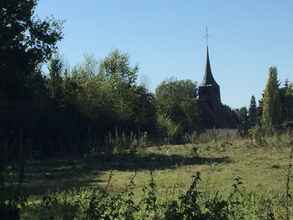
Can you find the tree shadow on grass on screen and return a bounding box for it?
[23,153,230,196]
[23,159,104,196]
[89,153,231,171]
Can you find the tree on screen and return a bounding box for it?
[279,80,293,123]
[155,79,199,143]
[100,49,138,88]
[0,0,63,99]
[48,54,64,106]
[99,50,140,126]
[238,107,249,136]
[64,51,158,152]
[0,0,63,158]
[0,0,63,212]
[248,95,258,128]
[261,66,281,129]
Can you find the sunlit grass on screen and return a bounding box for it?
[24,137,291,202]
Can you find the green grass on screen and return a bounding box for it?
[23,137,292,202]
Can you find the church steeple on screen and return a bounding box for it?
[198,45,221,107]
[202,46,218,86]
[197,32,237,129]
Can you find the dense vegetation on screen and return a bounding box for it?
[2,1,293,158]
[2,0,293,219]
[21,171,292,220]
[18,132,293,219]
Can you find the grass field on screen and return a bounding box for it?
[23,137,292,202]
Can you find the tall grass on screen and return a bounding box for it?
[21,170,293,220]
[6,130,293,219]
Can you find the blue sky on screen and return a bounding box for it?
[36,0,293,108]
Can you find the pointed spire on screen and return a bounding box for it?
[202,46,218,86]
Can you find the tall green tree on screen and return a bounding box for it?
[0,0,63,212]
[279,80,293,122]
[66,51,157,151]
[261,67,281,129]
[48,54,64,106]
[248,95,258,127]
[99,50,139,120]
[100,49,138,88]
[155,79,199,142]
[0,0,63,155]
[238,107,249,136]
[0,0,63,99]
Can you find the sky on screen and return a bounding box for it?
[36,0,293,108]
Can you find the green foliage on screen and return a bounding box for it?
[248,95,258,128]
[156,79,199,143]
[280,80,293,123]
[35,193,81,220]
[257,197,277,220]
[157,115,182,144]
[0,1,62,218]
[0,0,63,98]
[15,50,158,157]
[238,107,249,136]
[139,172,161,219]
[176,172,203,219]
[21,171,293,220]
[262,67,281,130]
[100,49,138,88]
[11,134,293,219]
[5,1,293,220]
[248,127,266,146]
[48,54,65,108]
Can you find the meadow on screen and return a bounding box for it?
[18,132,293,219]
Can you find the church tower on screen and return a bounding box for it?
[198,46,221,110]
[197,46,238,129]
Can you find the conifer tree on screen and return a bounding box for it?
[280,80,293,122]
[248,95,258,127]
[261,67,281,129]
[239,107,249,136]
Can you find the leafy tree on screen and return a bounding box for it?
[128,85,157,133]
[0,0,63,99]
[248,95,258,128]
[48,54,65,107]
[100,49,138,88]
[0,0,63,214]
[62,52,158,153]
[99,50,139,120]
[261,67,281,129]
[0,0,63,164]
[156,79,199,143]
[99,51,158,137]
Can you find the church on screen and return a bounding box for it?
[197,46,238,129]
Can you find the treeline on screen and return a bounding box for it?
[238,66,293,135]
[4,49,202,157]
[39,51,160,156]
[2,0,293,160]
[0,1,202,159]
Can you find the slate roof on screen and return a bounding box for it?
[201,46,218,86]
